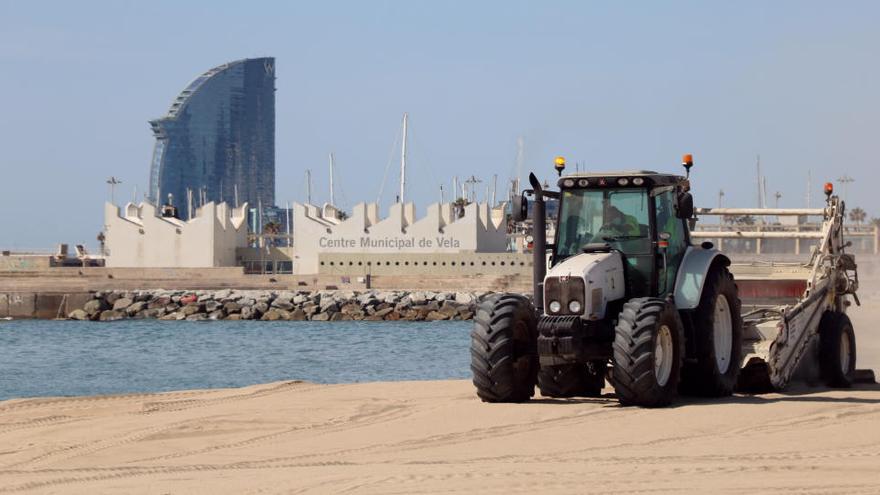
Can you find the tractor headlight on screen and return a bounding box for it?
[549,300,562,313]
[568,300,582,314]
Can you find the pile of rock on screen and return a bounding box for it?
[67,289,496,322]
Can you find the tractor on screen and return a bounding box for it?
[471,155,746,407]
[471,155,864,406]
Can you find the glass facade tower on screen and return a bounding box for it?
[148,58,275,218]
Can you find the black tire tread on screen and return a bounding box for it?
[611,298,683,407]
[680,266,744,397]
[818,311,856,388]
[470,294,539,402]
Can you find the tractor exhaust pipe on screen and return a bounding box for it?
[529,173,546,312]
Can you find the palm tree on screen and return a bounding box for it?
[263,222,281,235]
[453,197,470,219]
[849,207,866,227]
[735,215,755,226]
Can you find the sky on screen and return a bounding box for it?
[0,1,878,249]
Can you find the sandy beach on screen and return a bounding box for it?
[1,379,879,494]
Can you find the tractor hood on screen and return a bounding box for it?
[543,252,625,319]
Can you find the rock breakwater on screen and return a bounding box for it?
[66,289,502,322]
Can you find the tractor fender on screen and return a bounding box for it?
[673,245,731,310]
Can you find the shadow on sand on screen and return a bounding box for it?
[526,382,880,408]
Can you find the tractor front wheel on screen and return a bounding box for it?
[470,294,539,402]
[611,298,684,407]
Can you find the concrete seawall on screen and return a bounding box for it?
[0,292,92,319]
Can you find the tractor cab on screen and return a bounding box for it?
[553,171,692,298]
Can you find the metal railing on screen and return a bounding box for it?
[691,207,878,255]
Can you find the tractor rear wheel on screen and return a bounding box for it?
[538,361,605,398]
[680,266,743,397]
[611,298,684,407]
[470,294,539,402]
[818,311,856,388]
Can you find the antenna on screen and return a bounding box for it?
[400,113,408,204]
[329,152,335,206]
[492,174,497,206]
[718,189,724,208]
[187,188,193,219]
[306,169,312,205]
[440,184,444,203]
[234,184,239,208]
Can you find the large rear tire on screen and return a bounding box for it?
[538,361,605,398]
[818,311,856,388]
[680,266,743,397]
[470,294,539,402]
[611,298,684,407]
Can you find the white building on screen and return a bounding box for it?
[291,201,509,275]
[103,201,248,268]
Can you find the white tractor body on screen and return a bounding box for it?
[543,251,625,319]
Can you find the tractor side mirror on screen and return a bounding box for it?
[676,192,694,219]
[511,193,528,222]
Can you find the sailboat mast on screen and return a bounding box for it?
[329,152,335,206]
[756,154,763,208]
[400,112,408,204]
[807,169,812,208]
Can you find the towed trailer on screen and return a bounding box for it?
[693,202,869,389]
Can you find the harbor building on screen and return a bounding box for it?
[147,58,276,218]
[103,201,249,268]
[287,200,526,276]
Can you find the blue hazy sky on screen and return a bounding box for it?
[1,1,878,249]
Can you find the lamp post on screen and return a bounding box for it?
[837,175,854,203]
[106,177,122,205]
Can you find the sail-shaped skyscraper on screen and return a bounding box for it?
[148,58,275,218]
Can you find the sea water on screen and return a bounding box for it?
[0,320,472,401]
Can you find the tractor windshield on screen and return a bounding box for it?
[555,188,651,260]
